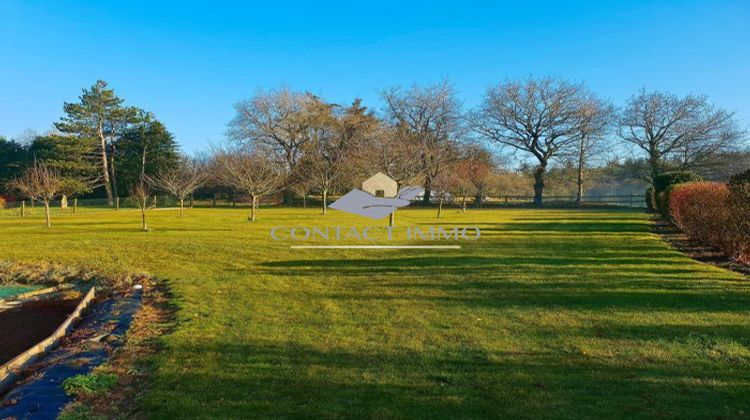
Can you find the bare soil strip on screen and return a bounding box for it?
[0,298,81,365]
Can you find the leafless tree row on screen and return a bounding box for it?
[221,78,745,211]
[15,77,742,228]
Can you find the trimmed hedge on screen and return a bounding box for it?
[669,179,750,264]
[728,171,750,263]
[646,171,702,215]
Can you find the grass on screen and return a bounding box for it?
[0,205,748,418]
[63,373,119,397]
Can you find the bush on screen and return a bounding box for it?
[654,171,703,193]
[0,196,5,209]
[728,170,750,263]
[669,183,730,247]
[651,171,703,217]
[729,169,750,186]
[669,181,750,264]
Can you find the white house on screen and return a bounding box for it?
[361,172,398,198]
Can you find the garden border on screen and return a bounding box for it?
[0,286,96,394]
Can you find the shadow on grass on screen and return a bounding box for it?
[149,340,749,418]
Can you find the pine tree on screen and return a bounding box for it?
[27,134,99,197]
[55,80,141,205]
[116,119,180,193]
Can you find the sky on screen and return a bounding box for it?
[1,0,749,153]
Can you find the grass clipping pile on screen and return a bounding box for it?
[0,260,174,419]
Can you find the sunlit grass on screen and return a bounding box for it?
[0,205,748,418]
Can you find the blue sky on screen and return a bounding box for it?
[1,0,748,153]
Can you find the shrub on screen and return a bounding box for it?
[669,181,750,264]
[669,182,730,248]
[729,169,750,186]
[652,171,703,217]
[728,170,750,263]
[654,171,703,193]
[0,196,5,209]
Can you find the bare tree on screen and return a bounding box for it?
[570,96,614,202]
[152,156,207,218]
[214,150,284,221]
[11,163,63,228]
[381,81,463,204]
[358,127,423,188]
[130,181,151,232]
[301,98,379,214]
[471,77,589,206]
[227,88,315,203]
[355,126,424,226]
[431,169,459,218]
[289,176,315,208]
[618,89,745,184]
[457,144,495,208]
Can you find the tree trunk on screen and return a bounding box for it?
[322,189,328,215]
[533,165,546,207]
[141,144,147,180]
[422,179,432,205]
[141,204,148,232]
[437,198,443,218]
[73,198,77,214]
[43,200,51,228]
[302,194,307,209]
[577,139,585,203]
[179,198,185,218]
[461,195,467,212]
[110,142,119,201]
[249,195,257,222]
[21,201,26,218]
[648,147,662,186]
[98,129,114,206]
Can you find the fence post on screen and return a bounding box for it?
[21,200,26,218]
[115,197,120,211]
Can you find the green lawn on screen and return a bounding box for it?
[0,206,748,418]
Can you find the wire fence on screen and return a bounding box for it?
[1,193,646,214]
[492,194,646,208]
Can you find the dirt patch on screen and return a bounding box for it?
[0,297,81,365]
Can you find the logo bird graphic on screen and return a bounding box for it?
[329,185,423,219]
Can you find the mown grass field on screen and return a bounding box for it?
[0,205,748,418]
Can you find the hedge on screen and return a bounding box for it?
[647,171,702,214]
[669,179,750,264]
